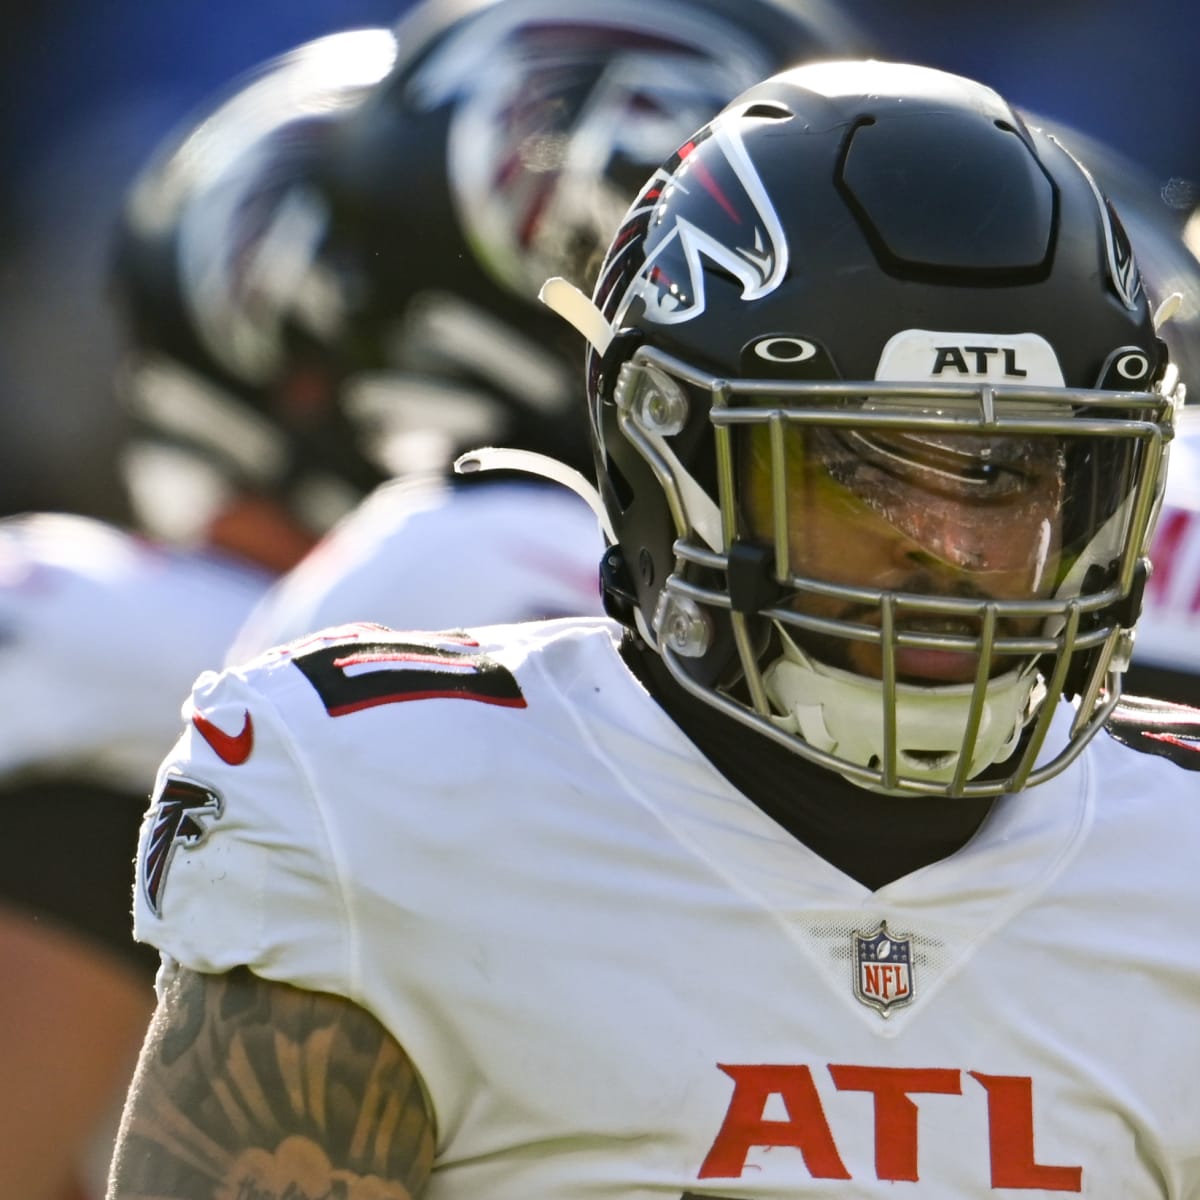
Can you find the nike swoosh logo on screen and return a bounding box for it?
[191,710,254,765]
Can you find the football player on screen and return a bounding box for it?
[110,61,1200,1197]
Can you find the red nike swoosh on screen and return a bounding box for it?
[191,710,254,765]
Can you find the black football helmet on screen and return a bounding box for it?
[562,60,1181,798]
[110,28,400,544]
[306,0,874,479]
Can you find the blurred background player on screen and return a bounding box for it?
[225,0,876,658]
[0,28,402,1200]
[0,3,877,1195]
[110,27,405,568]
[0,0,406,521]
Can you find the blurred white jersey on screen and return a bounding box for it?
[137,618,1200,1198]
[0,513,269,790]
[227,477,604,661]
[1134,404,1200,691]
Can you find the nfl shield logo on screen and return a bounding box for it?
[853,920,914,1017]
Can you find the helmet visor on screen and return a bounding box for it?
[734,392,1161,686]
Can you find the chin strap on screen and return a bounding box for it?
[539,276,613,353]
[761,626,1042,788]
[1153,290,1183,331]
[453,445,616,544]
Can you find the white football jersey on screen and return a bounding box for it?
[1133,404,1200,690]
[0,513,270,789]
[226,477,605,661]
[136,618,1200,1198]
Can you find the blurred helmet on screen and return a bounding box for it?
[111,28,400,545]
[572,60,1180,797]
[309,0,874,479]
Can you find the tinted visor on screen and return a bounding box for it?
[735,396,1155,610]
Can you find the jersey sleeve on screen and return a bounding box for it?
[133,656,352,992]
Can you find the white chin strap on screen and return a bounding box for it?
[761,627,1041,786]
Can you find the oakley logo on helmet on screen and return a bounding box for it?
[752,336,818,363]
[615,117,789,328]
[1114,351,1152,381]
[1095,345,1156,389]
[743,334,839,380]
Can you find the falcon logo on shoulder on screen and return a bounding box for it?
[142,775,224,917]
[612,113,788,329]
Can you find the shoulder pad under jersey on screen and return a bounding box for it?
[1104,693,1200,771]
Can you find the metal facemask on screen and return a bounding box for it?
[612,339,1178,799]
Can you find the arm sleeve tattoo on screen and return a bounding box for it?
[106,965,435,1200]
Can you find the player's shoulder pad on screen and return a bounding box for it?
[1104,693,1200,771]
[227,615,616,722]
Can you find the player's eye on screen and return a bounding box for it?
[818,429,1060,503]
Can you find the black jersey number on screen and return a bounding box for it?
[291,635,527,716]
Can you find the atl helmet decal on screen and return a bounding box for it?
[1051,135,1143,311]
[142,775,225,918]
[613,113,789,329]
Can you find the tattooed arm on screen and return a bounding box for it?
[106,965,435,1200]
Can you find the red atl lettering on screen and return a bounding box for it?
[970,1072,1083,1192]
[698,1065,849,1180]
[828,1065,959,1181]
[698,1064,1083,1192]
